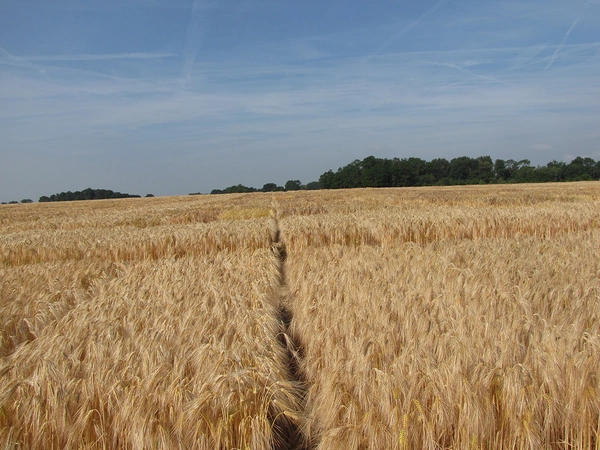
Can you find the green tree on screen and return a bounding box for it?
[426,158,451,183]
[449,156,478,182]
[390,158,415,187]
[406,157,426,185]
[338,160,363,188]
[319,170,336,189]
[212,184,257,194]
[494,159,509,180]
[261,183,280,192]
[284,180,302,191]
[305,181,322,190]
[564,157,597,180]
[476,156,494,183]
[534,161,564,182]
[359,156,392,187]
[511,160,533,182]
[226,185,256,193]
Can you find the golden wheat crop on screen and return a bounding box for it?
[1,183,599,449]
[282,234,600,449]
[278,182,600,449]
[0,194,303,449]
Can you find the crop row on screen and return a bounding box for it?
[1,183,599,448]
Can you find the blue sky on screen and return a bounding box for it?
[1,0,599,201]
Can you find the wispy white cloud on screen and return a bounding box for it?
[2,0,191,11]
[0,45,48,75]
[3,42,598,139]
[181,0,211,90]
[0,45,14,58]
[1,0,600,201]
[22,52,177,62]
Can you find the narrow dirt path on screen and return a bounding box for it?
[269,205,311,450]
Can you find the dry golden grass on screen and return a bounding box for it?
[0,194,304,449]
[278,182,600,449]
[1,252,307,449]
[278,183,600,251]
[1,183,599,449]
[283,235,600,449]
[0,195,274,267]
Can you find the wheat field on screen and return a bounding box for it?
[1,183,599,449]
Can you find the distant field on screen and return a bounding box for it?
[1,183,599,449]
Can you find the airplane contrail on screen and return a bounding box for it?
[544,17,579,72]
[181,0,210,90]
[442,62,514,87]
[26,52,177,62]
[0,46,10,57]
[367,0,451,61]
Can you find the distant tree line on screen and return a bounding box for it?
[318,155,600,189]
[208,180,322,195]
[206,155,598,195]
[39,188,141,202]
[5,155,597,205]
[0,200,30,205]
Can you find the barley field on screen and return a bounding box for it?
[1,183,599,449]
